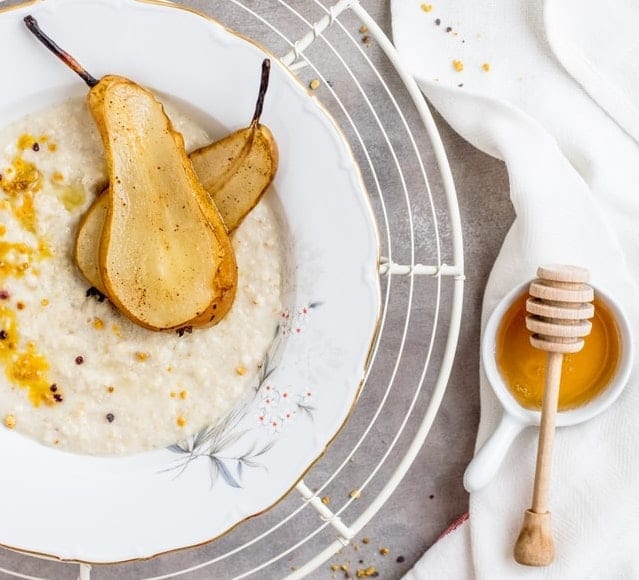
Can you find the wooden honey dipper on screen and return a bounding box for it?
[513,265,595,566]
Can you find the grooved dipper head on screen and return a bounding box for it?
[526,265,595,354]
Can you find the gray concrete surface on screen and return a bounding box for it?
[0,0,514,578]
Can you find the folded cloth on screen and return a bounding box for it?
[391,0,639,578]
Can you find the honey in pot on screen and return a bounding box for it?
[496,292,621,411]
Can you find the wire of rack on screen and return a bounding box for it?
[0,0,464,578]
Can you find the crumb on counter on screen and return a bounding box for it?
[421,3,433,12]
[350,488,361,499]
[362,537,370,545]
[179,390,188,400]
[3,414,16,429]
[177,416,187,427]
[452,59,464,72]
[235,366,247,376]
[40,298,49,306]
[309,79,321,90]
[379,547,390,556]
[356,567,377,577]
[107,385,115,393]
[321,495,331,505]
[482,62,491,72]
[359,25,368,34]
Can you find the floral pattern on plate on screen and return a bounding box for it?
[165,302,322,488]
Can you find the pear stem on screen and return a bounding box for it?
[24,15,99,88]
[252,58,271,125]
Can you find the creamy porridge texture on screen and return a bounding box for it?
[0,98,283,455]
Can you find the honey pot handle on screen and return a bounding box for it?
[463,413,526,492]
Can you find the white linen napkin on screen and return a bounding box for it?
[391,0,639,577]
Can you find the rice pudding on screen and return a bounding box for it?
[0,97,283,455]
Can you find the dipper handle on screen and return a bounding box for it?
[513,265,594,567]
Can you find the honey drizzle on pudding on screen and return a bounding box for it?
[496,292,621,411]
[0,133,61,407]
[0,305,54,406]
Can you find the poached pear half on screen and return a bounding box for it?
[23,15,238,331]
[90,76,237,331]
[190,118,278,232]
[191,57,278,232]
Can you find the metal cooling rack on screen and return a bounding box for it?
[0,0,464,578]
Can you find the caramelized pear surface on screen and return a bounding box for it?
[91,77,237,330]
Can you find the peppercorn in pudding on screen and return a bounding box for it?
[0,97,283,454]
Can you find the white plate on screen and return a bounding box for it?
[0,0,380,563]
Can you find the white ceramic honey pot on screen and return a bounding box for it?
[463,279,633,493]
